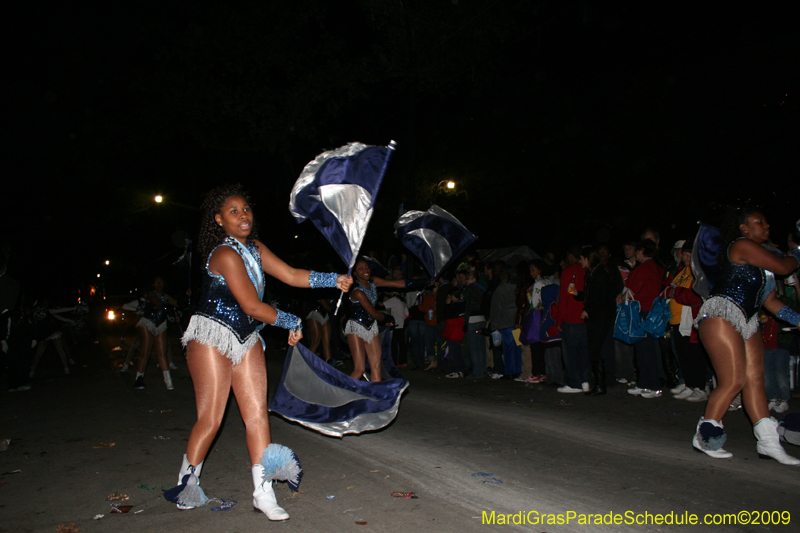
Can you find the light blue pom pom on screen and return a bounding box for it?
[260,443,303,491]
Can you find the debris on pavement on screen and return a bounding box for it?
[153,436,170,440]
[662,411,683,416]
[210,498,237,511]
[93,443,115,448]
[2,469,21,475]
[391,492,418,499]
[472,472,503,484]
[0,438,10,451]
[106,492,128,501]
[327,495,336,500]
[110,504,133,513]
[92,514,104,520]
[55,524,81,533]
[355,519,368,525]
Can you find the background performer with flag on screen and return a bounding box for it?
[347,257,409,382]
[166,184,352,519]
[269,141,412,437]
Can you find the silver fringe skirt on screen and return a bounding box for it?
[694,296,759,340]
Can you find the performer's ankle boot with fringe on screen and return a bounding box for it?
[252,464,289,520]
[754,417,800,466]
[164,455,208,509]
[692,417,733,459]
[252,443,302,521]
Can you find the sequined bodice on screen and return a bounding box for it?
[142,292,169,325]
[194,241,263,342]
[711,239,767,319]
[349,281,377,328]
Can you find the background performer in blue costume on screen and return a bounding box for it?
[347,257,409,382]
[165,184,352,519]
[692,207,800,466]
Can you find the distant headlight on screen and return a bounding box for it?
[107,310,116,321]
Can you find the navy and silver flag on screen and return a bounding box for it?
[394,205,477,279]
[289,141,396,270]
[691,222,721,300]
[269,341,409,437]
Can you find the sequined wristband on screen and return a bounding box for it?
[776,306,800,327]
[308,271,339,289]
[272,309,303,331]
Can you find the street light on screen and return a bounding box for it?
[105,260,110,265]
[155,195,163,203]
[431,180,458,205]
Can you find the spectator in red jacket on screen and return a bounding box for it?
[625,239,664,398]
[556,245,589,393]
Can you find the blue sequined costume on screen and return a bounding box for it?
[182,238,266,364]
[345,281,380,343]
[695,238,775,340]
[137,292,170,336]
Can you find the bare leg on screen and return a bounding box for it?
[53,338,70,371]
[30,340,48,374]
[185,341,233,465]
[231,343,271,465]
[124,336,141,366]
[137,328,154,374]
[320,321,332,361]
[364,335,383,382]
[153,332,169,371]
[699,317,747,422]
[306,319,321,354]
[348,334,367,379]
[740,331,769,422]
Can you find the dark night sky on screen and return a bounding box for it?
[5,0,799,299]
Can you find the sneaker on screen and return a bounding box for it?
[640,389,663,399]
[489,373,503,380]
[670,383,687,395]
[557,385,584,393]
[627,387,643,396]
[727,394,742,411]
[133,376,146,389]
[772,400,789,414]
[673,387,695,400]
[685,388,709,402]
[121,363,130,372]
[616,378,629,384]
[169,362,178,370]
[514,375,529,382]
[445,372,463,379]
[581,382,590,392]
[524,375,541,384]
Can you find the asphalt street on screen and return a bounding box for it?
[1,331,798,533]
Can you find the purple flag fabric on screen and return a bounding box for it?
[289,141,396,269]
[268,341,408,437]
[691,223,721,300]
[393,205,477,279]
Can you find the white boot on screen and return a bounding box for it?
[754,417,800,466]
[251,463,289,521]
[163,370,174,390]
[177,454,203,485]
[692,417,733,459]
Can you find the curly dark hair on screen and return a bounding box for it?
[718,205,762,265]
[197,183,259,262]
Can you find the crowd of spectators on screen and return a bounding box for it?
[363,227,799,415]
